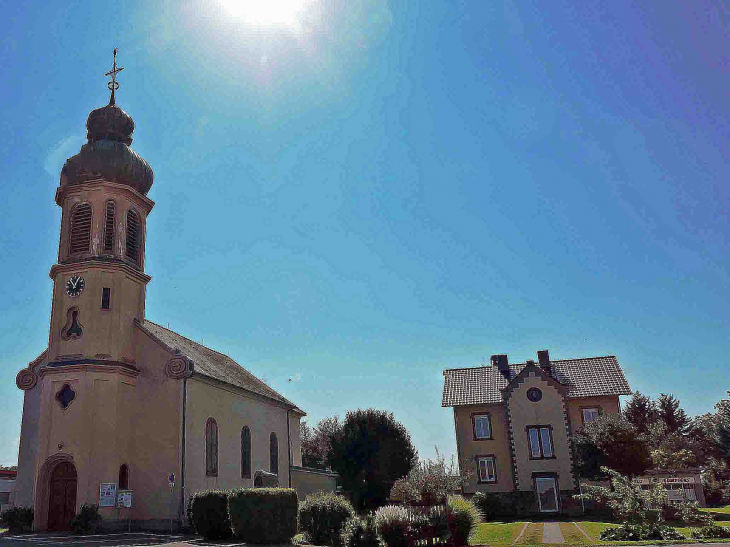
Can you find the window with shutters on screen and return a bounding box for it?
[69,203,92,255]
[103,200,116,253]
[241,426,251,479]
[206,418,218,476]
[269,432,278,475]
[126,209,141,265]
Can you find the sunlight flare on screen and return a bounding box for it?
[216,0,311,29]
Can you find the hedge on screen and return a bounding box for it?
[228,487,298,544]
[189,490,232,540]
[0,506,34,533]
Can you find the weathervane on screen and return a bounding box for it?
[105,47,124,105]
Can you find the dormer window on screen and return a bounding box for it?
[125,209,141,265]
[69,203,92,255]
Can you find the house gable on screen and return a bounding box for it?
[504,364,575,492]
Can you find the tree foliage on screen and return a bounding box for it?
[329,408,417,511]
[623,392,657,436]
[573,414,652,478]
[657,393,690,436]
[301,416,341,470]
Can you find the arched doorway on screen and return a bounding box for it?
[47,461,77,531]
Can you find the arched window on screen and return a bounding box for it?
[206,418,218,477]
[69,203,92,255]
[269,432,278,475]
[118,464,129,490]
[103,200,116,253]
[241,426,251,479]
[125,209,141,265]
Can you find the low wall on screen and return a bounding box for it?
[290,466,339,501]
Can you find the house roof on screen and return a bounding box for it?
[442,356,631,407]
[141,320,303,413]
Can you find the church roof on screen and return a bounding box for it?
[442,355,631,407]
[141,320,303,413]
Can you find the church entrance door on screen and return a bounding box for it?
[47,461,77,531]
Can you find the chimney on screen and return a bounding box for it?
[537,349,550,373]
[491,354,510,378]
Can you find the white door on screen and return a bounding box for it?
[536,477,559,513]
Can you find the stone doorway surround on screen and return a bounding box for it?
[34,452,76,531]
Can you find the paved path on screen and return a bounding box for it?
[541,522,565,544]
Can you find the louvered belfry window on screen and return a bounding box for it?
[103,200,116,253]
[69,203,92,255]
[126,209,141,264]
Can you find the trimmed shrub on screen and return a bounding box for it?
[189,490,232,540]
[340,513,379,547]
[473,491,534,518]
[0,506,34,533]
[600,523,685,541]
[299,491,356,547]
[70,504,101,535]
[229,487,298,544]
[691,524,730,539]
[446,496,482,547]
[374,505,411,547]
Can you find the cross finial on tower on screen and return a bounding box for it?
[104,47,124,105]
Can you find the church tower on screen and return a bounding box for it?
[48,49,154,366]
[14,49,308,532]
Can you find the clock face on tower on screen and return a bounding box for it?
[66,276,85,297]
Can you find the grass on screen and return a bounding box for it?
[705,506,730,514]
[574,521,617,542]
[559,522,593,544]
[471,521,528,544]
[515,522,543,544]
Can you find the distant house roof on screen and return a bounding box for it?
[442,356,631,407]
[140,320,304,413]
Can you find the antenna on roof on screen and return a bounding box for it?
[481,356,486,366]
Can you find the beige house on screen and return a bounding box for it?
[12,58,332,531]
[442,351,631,514]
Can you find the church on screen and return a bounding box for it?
[13,51,333,531]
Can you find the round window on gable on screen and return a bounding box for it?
[526,387,542,402]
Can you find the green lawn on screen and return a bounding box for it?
[705,506,730,514]
[471,521,528,545]
[559,522,593,544]
[515,522,543,544]
[574,521,617,542]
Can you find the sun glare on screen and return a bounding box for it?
[217,0,311,29]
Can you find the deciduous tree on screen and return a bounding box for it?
[573,414,652,479]
[329,408,417,511]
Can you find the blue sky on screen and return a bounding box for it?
[1,0,729,466]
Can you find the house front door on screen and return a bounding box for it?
[47,462,77,531]
[536,476,559,513]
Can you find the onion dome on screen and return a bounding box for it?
[59,49,153,196]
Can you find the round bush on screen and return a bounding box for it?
[446,495,482,547]
[374,505,411,547]
[189,490,232,540]
[299,491,356,547]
